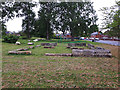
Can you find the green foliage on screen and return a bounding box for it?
[1,23,7,37]
[35,2,97,41]
[100,1,120,38]
[3,34,19,43]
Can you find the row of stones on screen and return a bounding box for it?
[8,42,112,57]
[71,43,111,57]
[8,43,57,55]
[8,45,41,55]
[45,43,112,57]
[72,49,111,57]
[67,43,105,50]
[45,49,112,57]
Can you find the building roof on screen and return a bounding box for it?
[91,32,98,35]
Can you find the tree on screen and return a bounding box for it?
[56,2,97,41]
[35,2,97,41]
[1,2,15,37]
[12,2,36,39]
[37,2,58,40]
[1,1,37,39]
[100,1,120,38]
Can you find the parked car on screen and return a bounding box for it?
[80,37,84,40]
[95,38,99,41]
[89,37,94,40]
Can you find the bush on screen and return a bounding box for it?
[3,35,19,43]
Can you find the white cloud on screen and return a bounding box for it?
[91,0,116,31]
[5,17,24,33]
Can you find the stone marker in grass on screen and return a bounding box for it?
[44,46,54,48]
[45,53,72,56]
[28,46,34,49]
[35,45,40,47]
[87,44,95,49]
[68,43,86,47]
[41,43,57,46]
[8,51,31,55]
[66,46,71,48]
[15,41,21,45]
[28,42,34,45]
[17,48,29,51]
[72,49,112,57]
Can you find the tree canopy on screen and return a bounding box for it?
[1,1,98,40]
[101,1,120,38]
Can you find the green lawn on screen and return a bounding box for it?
[2,39,118,88]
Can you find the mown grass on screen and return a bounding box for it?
[2,38,118,88]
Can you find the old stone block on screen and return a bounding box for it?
[8,51,18,54]
[66,46,71,49]
[71,47,79,49]
[72,49,112,57]
[35,45,40,47]
[8,51,31,55]
[15,41,21,45]
[28,46,34,49]
[17,51,31,55]
[16,48,28,51]
[28,42,34,45]
[44,46,54,48]
[68,43,76,46]
[41,43,57,46]
[45,53,72,56]
[95,47,105,50]
[87,44,95,49]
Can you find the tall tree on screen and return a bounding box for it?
[1,2,15,37]
[1,1,36,39]
[37,2,58,40]
[57,2,97,41]
[13,2,36,39]
[100,1,120,38]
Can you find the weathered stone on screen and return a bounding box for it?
[66,46,71,48]
[45,53,72,56]
[8,51,31,55]
[15,41,21,45]
[33,39,38,42]
[71,47,79,49]
[28,46,34,49]
[95,47,105,50]
[8,51,18,54]
[41,43,57,46]
[72,49,112,57]
[35,45,40,47]
[16,48,28,51]
[51,43,57,46]
[87,44,95,49]
[68,43,76,46]
[17,51,31,54]
[68,43,86,47]
[44,46,54,48]
[28,42,34,45]
[70,47,84,50]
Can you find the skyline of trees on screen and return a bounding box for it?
[1,1,99,40]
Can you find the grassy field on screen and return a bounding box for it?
[2,39,118,88]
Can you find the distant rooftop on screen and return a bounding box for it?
[91,32,101,35]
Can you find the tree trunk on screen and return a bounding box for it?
[46,21,50,40]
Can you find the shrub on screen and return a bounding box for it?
[3,35,19,43]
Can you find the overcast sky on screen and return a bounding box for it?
[5,0,116,33]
